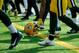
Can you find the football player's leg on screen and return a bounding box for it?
[42,0,50,22]
[15,0,21,14]
[23,0,28,14]
[70,7,77,22]
[59,15,79,31]
[67,7,77,33]
[0,10,17,33]
[38,0,50,29]
[57,0,79,34]
[59,10,79,33]
[75,7,79,13]
[67,0,78,33]
[33,0,39,21]
[38,12,56,46]
[0,10,22,49]
[9,0,16,12]
[55,17,61,35]
[69,0,77,23]
[38,0,59,46]
[59,6,79,34]
[21,0,33,21]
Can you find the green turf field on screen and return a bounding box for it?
[0,15,79,53]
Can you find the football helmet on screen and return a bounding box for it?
[24,22,38,36]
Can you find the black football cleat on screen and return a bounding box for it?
[21,16,29,21]
[9,32,22,49]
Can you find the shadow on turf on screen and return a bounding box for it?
[20,36,42,44]
[0,32,79,44]
[0,31,79,43]
[12,20,23,22]
[0,32,42,44]
[0,40,10,43]
[0,49,9,51]
[59,34,79,41]
[0,29,41,44]
[0,31,9,35]
[0,36,41,44]
[0,31,10,43]
[7,47,72,53]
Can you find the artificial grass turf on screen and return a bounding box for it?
[0,16,79,53]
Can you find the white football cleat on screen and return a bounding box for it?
[38,39,55,46]
[39,24,44,29]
